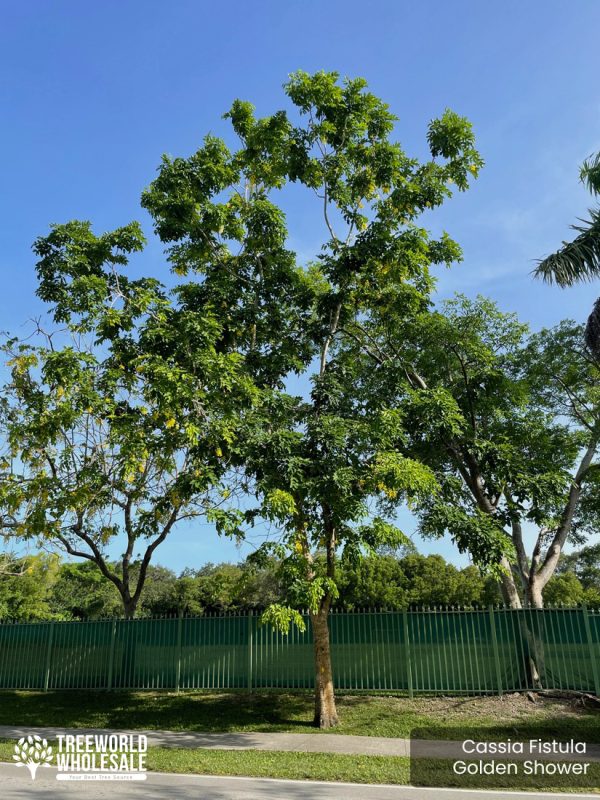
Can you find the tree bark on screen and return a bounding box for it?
[122,596,137,619]
[310,606,339,729]
[499,556,522,608]
[525,579,544,609]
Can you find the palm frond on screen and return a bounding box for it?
[533,208,600,287]
[581,151,600,196]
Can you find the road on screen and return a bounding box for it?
[1,763,599,800]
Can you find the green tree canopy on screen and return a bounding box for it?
[0,274,251,617]
[6,70,483,727]
[352,294,600,607]
[139,70,484,726]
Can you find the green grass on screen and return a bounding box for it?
[414,757,600,794]
[147,748,411,783]
[0,691,598,743]
[0,740,598,792]
[0,738,409,784]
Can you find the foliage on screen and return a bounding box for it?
[555,543,600,607]
[533,149,600,360]
[139,70,482,630]
[338,553,500,609]
[0,256,252,617]
[2,70,485,725]
[543,572,585,607]
[534,149,600,289]
[0,550,505,619]
[346,292,600,605]
[0,553,60,620]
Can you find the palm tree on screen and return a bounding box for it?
[534,151,600,355]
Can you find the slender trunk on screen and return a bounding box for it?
[118,593,138,690]
[310,606,339,729]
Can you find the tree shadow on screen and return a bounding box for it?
[0,690,316,732]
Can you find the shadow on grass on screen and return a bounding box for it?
[0,691,316,732]
[1,691,599,743]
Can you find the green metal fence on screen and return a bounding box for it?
[0,607,598,695]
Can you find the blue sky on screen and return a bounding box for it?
[2,1,600,572]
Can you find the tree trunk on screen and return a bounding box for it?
[122,596,137,619]
[525,579,544,609]
[118,594,138,689]
[499,556,522,608]
[310,607,339,729]
[520,579,545,689]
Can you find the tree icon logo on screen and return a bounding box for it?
[13,735,53,779]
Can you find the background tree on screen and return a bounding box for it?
[555,542,600,606]
[49,561,123,619]
[141,70,484,727]
[0,553,60,620]
[0,230,252,617]
[0,550,503,618]
[543,572,586,607]
[357,295,600,607]
[337,553,497,609]
[534,151,600,355]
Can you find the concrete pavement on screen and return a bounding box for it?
[1,763,599,800]
[0,724,411,756]
[1,726,600,761]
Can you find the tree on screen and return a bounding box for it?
[558,542,600,588]
[14,71,482,724]
[543,572,585,606]
[0,226,251,618]
[0,553,60,620]
[534,151,600,355]
[141,70,484,726]
[337,553,495,609]
[338,554,409,609]
[556,543,600,607]
[357,295,600,608]
[50,560,123,619]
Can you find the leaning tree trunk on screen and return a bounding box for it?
[310,606,339,729]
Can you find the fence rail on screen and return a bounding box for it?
[0,607,598,695]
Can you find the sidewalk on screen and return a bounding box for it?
[0,725,408,756]
[1,726,600,761]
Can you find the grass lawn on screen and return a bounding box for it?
[0,738,409,784]
[142,747,409,784]
[0,690,598,743]
[0,740,598,791]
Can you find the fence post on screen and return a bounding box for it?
[43,622,55,692]
[106,619,117,691]
[402,609,413,698]
[247,610,254,693]
[582,605,600,697]
[175,613,183,693]
[488,606,503,696]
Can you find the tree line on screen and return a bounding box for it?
[2,546,598,622]
[1,71,599,726]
